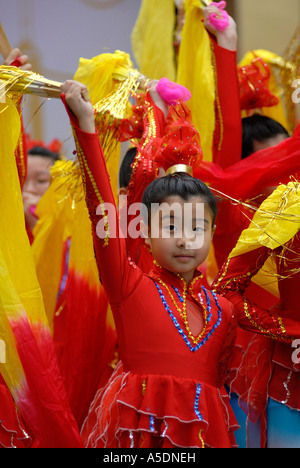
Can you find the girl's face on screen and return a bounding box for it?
[22,155,53,230]
[144,195,215,284]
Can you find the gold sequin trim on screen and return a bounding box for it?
[73,129,109,246]
[131,104,157,173]
[17,133,26,185]
[156,276,208,345]
[199,429,205,448]
[243,298,290,343]
[210,41,224,152]
[211,259,230,292]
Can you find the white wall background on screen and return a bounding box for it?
[1,0,142,158]
[236,0,300,60]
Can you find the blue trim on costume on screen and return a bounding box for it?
[194,383,203,421]
[154,283,222,352]
[201,286,212,323]
[172,286,184,303]
[149,415,155,432]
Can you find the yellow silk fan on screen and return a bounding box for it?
[0,49,149,200]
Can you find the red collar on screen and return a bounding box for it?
[147,262,204,294]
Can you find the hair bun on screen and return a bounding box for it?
[153,103,203,175]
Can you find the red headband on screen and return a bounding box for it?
[25,133,62,154]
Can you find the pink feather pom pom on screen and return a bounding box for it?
[156,78,191,105]
[208,1,230,32]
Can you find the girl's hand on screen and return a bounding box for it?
[3,47,32,70]
[61,80,95,133]
[203,5,237,51]
[146,79,169,118]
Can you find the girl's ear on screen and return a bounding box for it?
[211,224,216,239]
[140,219,151,247]
[118,187,127,197]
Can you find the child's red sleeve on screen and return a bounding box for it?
[211,37,242,169]
[213,248,300,343]
[61,95,143,305]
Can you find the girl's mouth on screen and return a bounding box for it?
[174,254,193,262]
[29,205,38,218]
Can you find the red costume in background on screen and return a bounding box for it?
[196,121,300,269]
[0,375,32,448]
[213,226,300,447]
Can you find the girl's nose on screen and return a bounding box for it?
[176,237,185,248]
[23,179,36,194]
[176,231,194,248]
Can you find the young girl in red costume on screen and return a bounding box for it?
[59,78,300,448]
[22,138,62,243]
[61,79,238,448]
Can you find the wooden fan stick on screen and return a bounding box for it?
[0,23,12,59]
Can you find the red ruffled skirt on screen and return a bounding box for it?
[81,362,239,448]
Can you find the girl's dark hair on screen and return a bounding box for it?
[119,147,137,188]
[141,172,217,226]
[241,114,289,159]
[28,145,60,161]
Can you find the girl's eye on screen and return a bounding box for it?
[163,224,176,232]
[193,226,204,232]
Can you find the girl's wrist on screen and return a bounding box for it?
[204,7,238,52]
[78,115,96,133]
[215,20,237,51]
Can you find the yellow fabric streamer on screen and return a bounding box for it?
[131,0,215,161]
[229,182,300,258]
[251,255,279,298]
[177,0,215,162]
[131,0,176,82]
[32,160,115,333]
[73,50,135,201]
[228,182,300,298]
[31,161,75,332]
[65,171,115,332]
[0,98,48,391]
[73,50,133,107]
